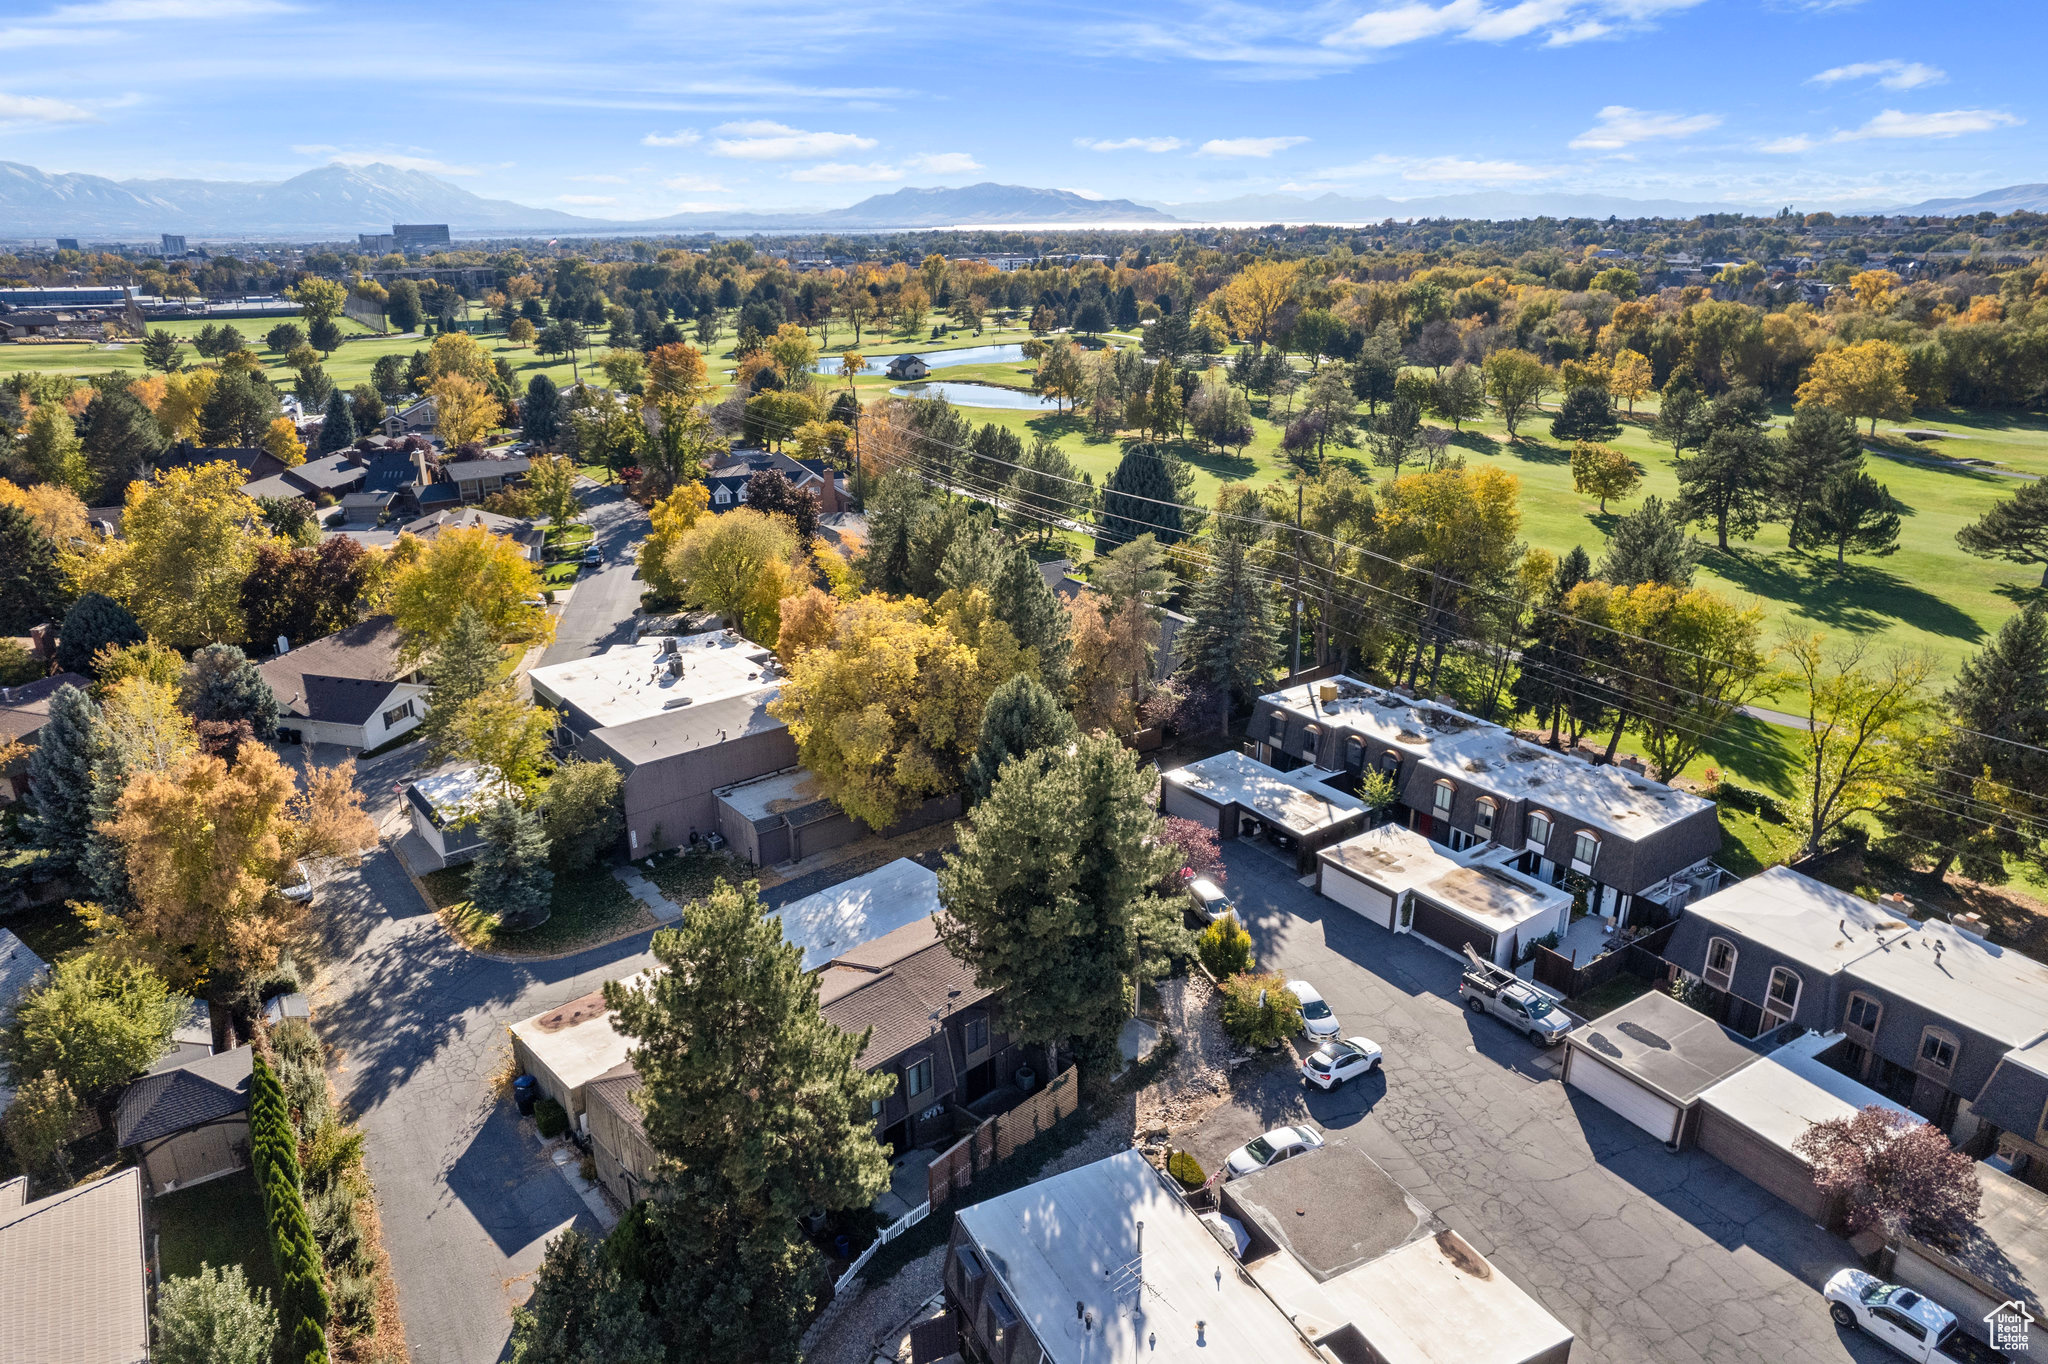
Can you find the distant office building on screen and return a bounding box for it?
[359,233,396,253]
[160,233,187,256]
[54,238,79,252]
[392,224,451,252]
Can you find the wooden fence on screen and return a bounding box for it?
[926,1065,1079,1211]
[1530,920,1678,1000]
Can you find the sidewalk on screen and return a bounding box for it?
[612,863,684,923]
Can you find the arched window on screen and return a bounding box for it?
[1704,937,1737,991]
[1343,736,1366,771]
[1845,992,1882,1037]
[1764,967,1802,1026]
[1432,780,1454,816]
[1473,797,1497,840]
[1919,1028,1960,1074]
[1380,749,1402,775]
[1571,830,1600,871]
[1301,724,1322,760]
[1526,810,1553,850]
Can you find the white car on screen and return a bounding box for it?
[1287,980,1340,1040]
[1224,1124,1325,1178]
[1301,1036,1383,1090]
[1186,877,1233,924]
[1823,1268,2005,1363]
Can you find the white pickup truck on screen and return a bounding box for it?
[1824,1269,2008,1363]
[1458,951,1572,1047]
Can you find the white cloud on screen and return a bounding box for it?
[0,25,99,48]
[788,161,902,183]
[1569,105,1721,148]
[669,201,735,214]
[1198,135,1308,158]
[1400,155,1556,182]
[0,91,99,123]
[1841,107,2021,139]
[1076,136,1186,153]
[1811,59,1945,90]
[906,151,982,173]
[661,174,728,192]
[1324,0,1703,51]
[1059,187,1109,200]
[710,120,875,160]
[292,146,479,176]
[558,195,617,206]
[51,0,295,18]
[641,128,700,147]
[570,173,626,183]
[1760,107,2020,153]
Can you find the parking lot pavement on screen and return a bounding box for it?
[1180,842,1890,1364]
[538,484,650,668]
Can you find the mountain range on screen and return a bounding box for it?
[4,160,2044,239]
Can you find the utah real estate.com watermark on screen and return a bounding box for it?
[1987,1301,2034,1354]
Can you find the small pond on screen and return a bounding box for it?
[813,343,1027,376]
[888,381,1059,410]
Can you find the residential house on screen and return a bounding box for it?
[579,859,1022,1207]
[530,631,795,857]
[399,506,545,562]
[945,1145,1573,1364]
[1664,865,2048,1144]
[151,995,217,1074]
[1249,677,1724,928]
[114,1044,254,1195]
[382,393,438,437]
[258,615,427,749]
[150,442,286,484]
[1161,749,1371,873]
[704,449,849,517]
[0,930,49,1119]
[239,448,374,505]
[440,450,532,503]
[0,672,94,802]
[0,1169,151,1364]
[884,353,930,380]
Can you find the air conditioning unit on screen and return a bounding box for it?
[705,832,726,851]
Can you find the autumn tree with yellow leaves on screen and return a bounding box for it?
[1797,339,1914,434]
[387,523,553,660]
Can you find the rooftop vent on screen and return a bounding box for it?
[662,697,694,709]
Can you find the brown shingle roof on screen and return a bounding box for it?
[258,615,411,722]
[818,916,991,1069]
[0,1168,150,1364]
[0,673,93,744]
[586,1060,646,1140]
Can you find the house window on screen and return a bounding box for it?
[963,1015,989,1053]
[1920,1029,1958,1073]
[905,1057,933,1099]
[1474,798,1496,840]
[1845,993,1882,1034]
[1704,937,1737,991]
[381,700,414,728]
[1379,749,1401,775]
[1301,724,1321,760]
[1572,830,1600,870]
[871,1097,884,1116]
[1765,967,1802,1023]
[1433,781,1454,816]
[714,486,732,504]
[1343,737,1365,771]
[1526,810,1553,849]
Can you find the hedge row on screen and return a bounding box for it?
[273,1018,379,1337]
[251,1052,330,1364]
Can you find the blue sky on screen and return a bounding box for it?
[1,0,2040,216]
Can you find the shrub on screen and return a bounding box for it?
[533,1097,568,1139]
[328,1269,378,1335]
[302,1118,367,1187]
[153,1263,277,1364]
[1218,972,1298,1049]
[1166,1150,1206,1190]
[1196,914,1255,979]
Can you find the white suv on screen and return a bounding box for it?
[1287,979,1340,1040]
[1301,1037,1383,1090]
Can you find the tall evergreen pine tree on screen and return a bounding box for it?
[1177,536,1281,733]
[469,797,553,929]
[22,685,105,872]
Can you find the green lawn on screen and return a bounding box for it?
[151,1171,277,1299]
[428,862,649,955]
[541,561,580,589]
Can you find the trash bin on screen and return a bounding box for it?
[513,1075,538,1116]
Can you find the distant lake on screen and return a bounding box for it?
[889,381,1059,410]
[814,343,1027,376]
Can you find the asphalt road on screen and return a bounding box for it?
[538,482,652,669]
[1176,842,1891,1364]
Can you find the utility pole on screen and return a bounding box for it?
[1291,482,1304,678]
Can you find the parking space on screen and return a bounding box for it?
[1181,843,1891,1364]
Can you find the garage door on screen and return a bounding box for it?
[1321,866,1394,929]
[1566,1049,1680,1144]
[1697,1102,1827,1220]
[1162,784,1223,830]
[1409,895,1496,962]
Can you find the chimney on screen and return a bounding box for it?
[415,444,430,489]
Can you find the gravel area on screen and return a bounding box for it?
[804,1243,945,1364]
[1135,972,1234,1136]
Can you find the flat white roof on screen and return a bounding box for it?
[1264,677,1713,840]
[774,858,943,972]
[1847,917,2048,1051]
[1163,750,1366,836]
[1688,865,1917,974]
[1311,1232,1576,1364]
[529,630,778,731]
[1698,1031,1917,1159]
[956,1149,1324,1364]
[408,765,515,823]
[508,988,638,1095]
[1321,827,1570,933]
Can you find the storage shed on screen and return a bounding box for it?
[1561,991,1759,1146]
[115,1045,254,1195]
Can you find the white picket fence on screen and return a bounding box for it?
[833,1199,932,1294]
